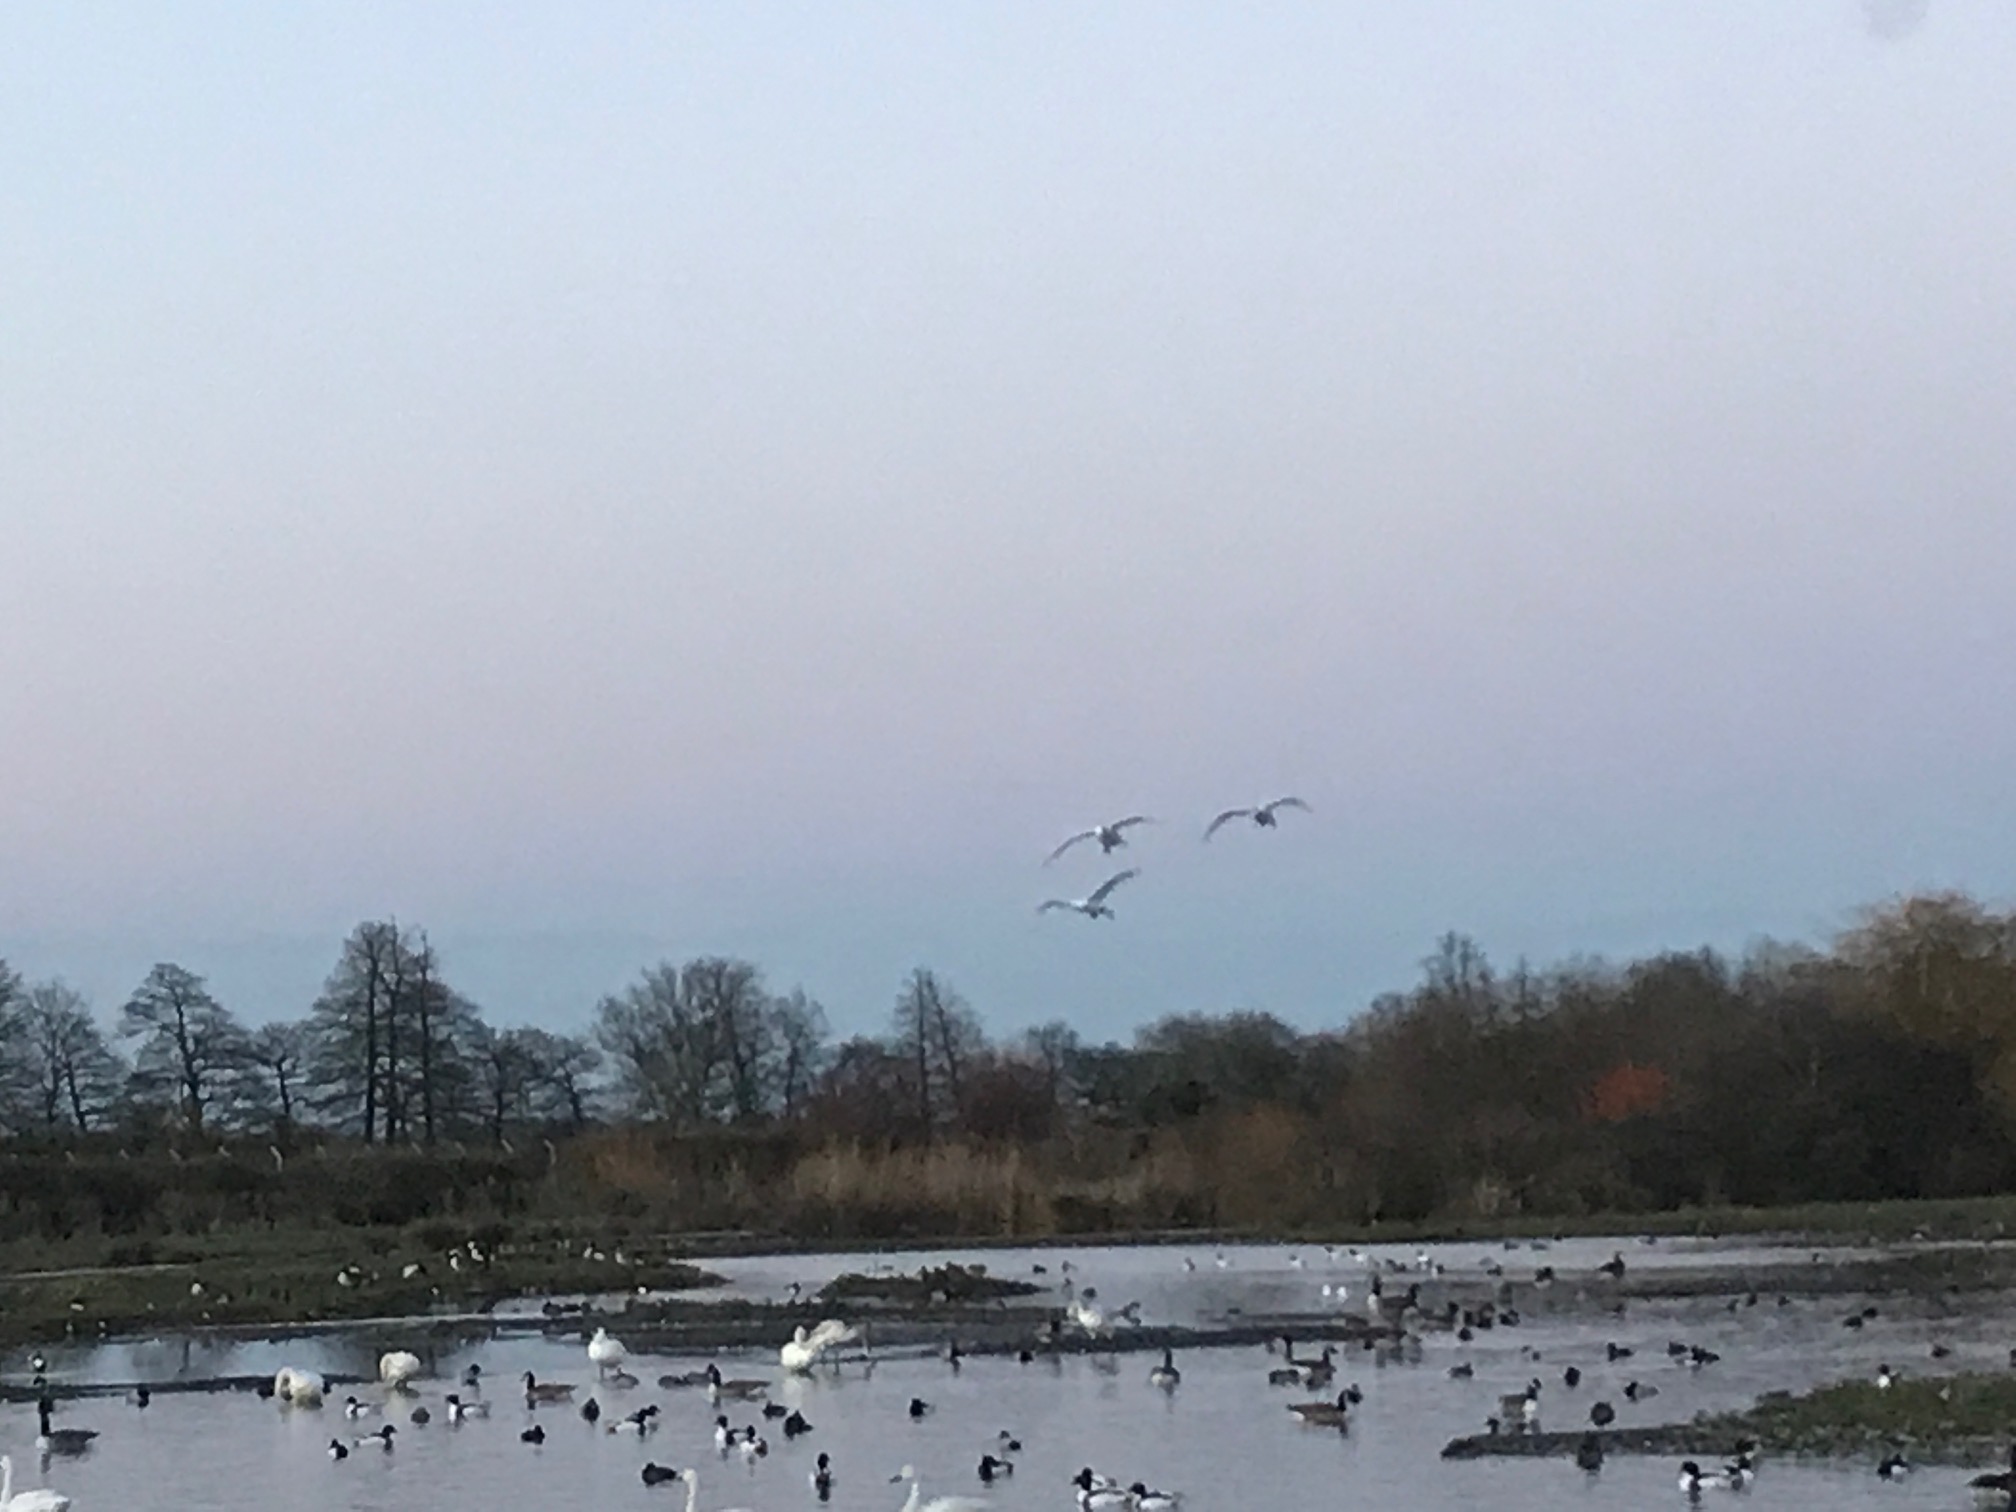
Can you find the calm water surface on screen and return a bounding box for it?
[4,1239,2006,1511]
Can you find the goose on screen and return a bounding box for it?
[443,1393,489,1422]
[379,1350,423,1389]
[1203,797,1310,840]
[607,1368,640,1390]
[354,1425,396,1451]
[1287,1390,1352,1428]
[1046,817,1152,863]
[326,1440,348,1462]
[1598,1252,1627,1280]
[1128,1484,1180,1512]
[588,1327,628,1378]
[644,1463,682,1487]
[1070,1469,1130,1512]
[978,1455,1013,1484]
[781,1319,858,1373]
[0,1457,69,1512]
[704,1363,768,1402]
[522,1424,547,1445]
[1300,1346,1337,1388]
[1148,1348,1181,1389]
[661,1369,713,1389]
[33,1401,96,1456]
[1970,1443,2016,1499]
[522,1371,575,1404]
[812,1453,836,1499]
[1038,869,1139,920]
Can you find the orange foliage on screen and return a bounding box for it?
[1584,1061,1671,1123]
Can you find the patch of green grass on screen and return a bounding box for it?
[1701,1372,2016,1462]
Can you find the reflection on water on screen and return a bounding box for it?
[2,1240,2005,1511]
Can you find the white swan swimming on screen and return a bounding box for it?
[588,1327,628,1378]
[379,1350,423,1389]
[273,1367,326,1407]
[0,1456,71,1512]
[889,1465,988,1512]
[1037,869,1139,920]
[781,1319,858,1373]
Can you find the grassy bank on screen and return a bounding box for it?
[1445,1371,2016,1465]
[0,1220,720,1346]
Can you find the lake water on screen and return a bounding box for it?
[4,1238,2008,1511]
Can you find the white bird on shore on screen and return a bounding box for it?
[588,1327,627,1378]
[0,1455,71,1512]
[1203,796,1311,840]
[1037,869,1139,920]
[781,1319,858,1373]
[1045,817,1152,863]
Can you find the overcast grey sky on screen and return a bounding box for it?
[4,3,2012,1040]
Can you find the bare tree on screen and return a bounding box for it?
[245,1021,311,1132]
[16,981,124,1134]
[890,969,985,1134]
[120,963,247,1133]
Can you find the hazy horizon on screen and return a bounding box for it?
[6,3,2013,1039]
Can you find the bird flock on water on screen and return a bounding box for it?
[13,1239,2016,1507]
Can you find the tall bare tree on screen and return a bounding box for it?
[120,963,247,1133]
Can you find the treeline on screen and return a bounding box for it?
[5,893,2016,1238]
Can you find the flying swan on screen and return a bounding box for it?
[1045,817,1152,863]
[1203,797,1310,840]
[1037,869,1139,921]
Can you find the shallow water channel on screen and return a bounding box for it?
[3,1238,2009,1511]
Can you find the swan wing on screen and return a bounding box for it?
[1085,868,1139,906]
[805,1318,858,1352]
[1111,815,1152,831]
[1044,830,1098,863]
[1263,796,1311,816]
[921,1498,990,1512]
[1203,808,1252,839]
[1036,899,1078,914]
